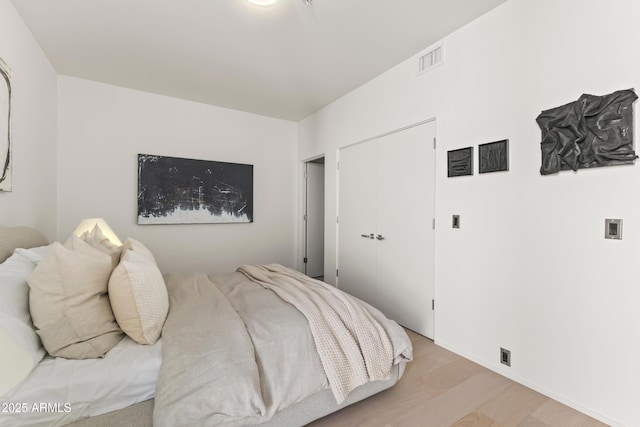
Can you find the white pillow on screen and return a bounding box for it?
[79,224,122,270]
[0,252,38,324]
[109,249,168,345]
[14,244,51,265]
[28,237,124,359]
[0,324,34,397]
[0,252,46,396]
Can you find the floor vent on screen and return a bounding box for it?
[418,44,443,75]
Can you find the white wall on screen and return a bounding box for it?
[0,0,57,239]
[57,76,298,273]
[298,0,640,425]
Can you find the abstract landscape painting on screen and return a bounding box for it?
[0,57,11,192]
[137,154,253,224]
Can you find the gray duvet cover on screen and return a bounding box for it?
[154,270,412,427]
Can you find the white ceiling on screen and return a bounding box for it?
[11,0,508,121]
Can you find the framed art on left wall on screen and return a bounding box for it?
[0,57,11,192]
[137,154,253,224]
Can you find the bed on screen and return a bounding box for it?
[0,226,412,427]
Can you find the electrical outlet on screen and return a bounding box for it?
[452,215,460,228]
[500,348,511,367]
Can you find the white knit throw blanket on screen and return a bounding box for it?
[237,264,394,404]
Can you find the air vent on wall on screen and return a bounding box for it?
[418,44,443,75]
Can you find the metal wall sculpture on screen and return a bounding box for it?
[0,57,11,192]
[137,154,253,224]
[537,89,637,175]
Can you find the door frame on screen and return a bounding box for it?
[302,155,326,277]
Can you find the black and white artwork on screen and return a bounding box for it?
[537,89,637,175]
[479,139,509,173]
[0,57,11,192]
[137,154,253,224]
[447,147,473,177]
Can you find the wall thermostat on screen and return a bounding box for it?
[605,219,622,240]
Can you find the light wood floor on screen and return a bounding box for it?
[307,330,609,427]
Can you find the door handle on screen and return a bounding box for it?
[376,234,385,241]
[361,233,375,239]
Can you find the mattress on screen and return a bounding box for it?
[0,336,162,427]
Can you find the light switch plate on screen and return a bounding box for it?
[452,215,460,229]
[605,219,622,240]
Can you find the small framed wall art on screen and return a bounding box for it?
[479,139,509,174]
[447,147,473,177]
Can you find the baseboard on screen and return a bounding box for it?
[434,339,622,427]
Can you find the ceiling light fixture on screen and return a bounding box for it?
[248,0,277,6]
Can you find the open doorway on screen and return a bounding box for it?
[304,157,325,279]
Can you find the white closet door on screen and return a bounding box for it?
[376,121,435,338]
[337,141,378,306]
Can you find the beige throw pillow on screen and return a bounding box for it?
[27,237,123,359]
[121,237,156,263]
[109,249,168,345]
[79,224,122,270]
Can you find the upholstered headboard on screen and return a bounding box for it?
[0,226,49,263]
